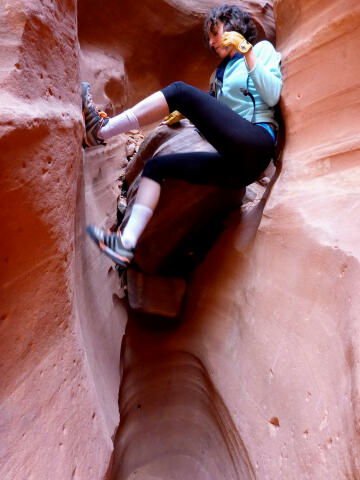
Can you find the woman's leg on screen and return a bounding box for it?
[96,80,254,152]
[132,176,161,210]
[121,177,160,249]
[119,146,260,253]
[85,81,274,266]
[120,113,274,251]
[161,81,274,160]
[82,82,169,146]
[83,81,273,163]
[141,149,268,188]
[120,151,224,252]
[100,92,169,140]
[87,176,162,265]
[131,92,169,127]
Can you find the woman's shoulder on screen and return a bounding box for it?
[254,40,281,62]
[254,40,277,53]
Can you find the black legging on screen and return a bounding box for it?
[142,81,275,188]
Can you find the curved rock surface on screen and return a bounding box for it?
[113,346,256,479]
[0,1,126,479]
[2,0,360,479]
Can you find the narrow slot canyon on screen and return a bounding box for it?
[1,1,360,479]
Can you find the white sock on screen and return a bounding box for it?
[121,203,153,249]
[100,108,139,140]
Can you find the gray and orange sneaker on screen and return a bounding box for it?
[81,82,109,148]
[86,225,134,267]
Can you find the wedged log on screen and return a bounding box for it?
[127,269,187,318]
[122,121,277,319]
[128,178,245,275]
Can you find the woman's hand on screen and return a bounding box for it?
[161,110,184,125]
[221,32,252,54]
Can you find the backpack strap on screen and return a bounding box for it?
[240,75,256,123]
[209,69,217,97]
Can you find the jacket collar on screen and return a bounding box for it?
[215,52,243,85]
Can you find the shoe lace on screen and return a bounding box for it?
[103,228,124,250]
[102,229,115,250]
[88,94,109,119]
[95,106,108,119]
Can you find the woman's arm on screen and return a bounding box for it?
[222,33,282,107]
[245,42,282,107]
[243,49,257,71]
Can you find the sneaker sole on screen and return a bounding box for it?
[86,225,132,268]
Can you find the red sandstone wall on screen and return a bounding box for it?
[0,1,126,478]
[2,0,359,479]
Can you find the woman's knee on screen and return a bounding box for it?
[168,80,188,92]
[142,157,164,184]
[162,81,192,110]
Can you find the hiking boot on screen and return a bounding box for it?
[86,225,134,267]
[81,82,109,148]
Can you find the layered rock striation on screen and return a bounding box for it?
[2,0,360,479]
[0,1,126,479]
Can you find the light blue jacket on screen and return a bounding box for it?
[215,40,282,127]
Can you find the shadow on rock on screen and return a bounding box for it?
[111,332,256,480]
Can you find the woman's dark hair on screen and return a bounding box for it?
[204,5,257,45]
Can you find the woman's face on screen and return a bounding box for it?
[208,21,236,59]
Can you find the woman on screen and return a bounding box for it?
[84,4,282,268]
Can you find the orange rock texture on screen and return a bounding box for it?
[1,0,360,479]
[0,1,126,479]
